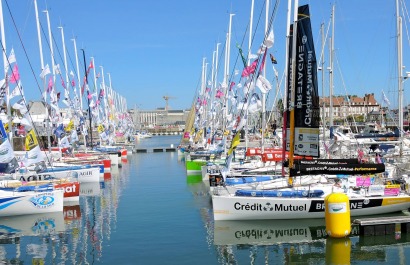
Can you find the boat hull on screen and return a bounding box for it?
[186,160,207,175]
[212,194,410,220]
[0,189,64,217]
[17,167,100,183]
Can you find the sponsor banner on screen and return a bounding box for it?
[294,159,358,165]
[290,163,385,176]
[286,4,320,158]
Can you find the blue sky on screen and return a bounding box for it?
[2,0,409,111]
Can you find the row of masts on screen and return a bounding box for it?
[189,0,407,157]
[0,0,131,149]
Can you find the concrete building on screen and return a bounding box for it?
[128,107,190,131]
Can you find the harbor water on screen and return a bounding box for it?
[1,135,410,264]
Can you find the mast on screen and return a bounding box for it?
[0,0,10,142]
[44,9,54,152]
[81,49,93,147]
[320,22,326,144]
[261,0,269,153]
[396,0,404,137]
[246,0,255,152]
[282,0,292,177]
[91,57,100,121]
[107,72,116,136]
[222,14,234,154]
[100,66,108,122]
[34,0,51,151]
[58,26,69,95]
[287,3,320,182]
[34,0,44,70]
[71,38,83,110]
[329,5,335,128]
[288,0,299,186]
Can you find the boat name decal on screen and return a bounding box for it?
[19,174,53,182]
[30,193,55,209]
[310,199,376,212]
[79,171,93,176]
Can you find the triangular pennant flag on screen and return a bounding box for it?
[9,64,20,84]
[8,48,16,64]
[40,64,51,79]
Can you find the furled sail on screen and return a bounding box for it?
[286,4,320,157]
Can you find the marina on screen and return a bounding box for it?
[2,0,410,264]
[0,136,407,263]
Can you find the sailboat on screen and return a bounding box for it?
[211,4,410,221]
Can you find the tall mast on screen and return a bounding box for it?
[91,57,97,93]
[71,38,82,110]
[282,0,292,177]
[0,0,10,141]
[44,10,55,85]
[396,0,404,136]
[224,13,234,120]
[288,0,299,186]
[81,49,92,147]
[214,43,220,90]
[329,5,335,128]
[34,0,44,69]
[44,9,54,152]
[261,0,269,153]
[58,26,69,93]
[91,57,100,121]
[248,0,254,66]
[320,22,326,144]
[100,66,108,122]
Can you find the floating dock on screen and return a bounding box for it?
[353,216,410,236]
[136,148,177,153]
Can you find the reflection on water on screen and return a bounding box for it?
[187,177,410,264]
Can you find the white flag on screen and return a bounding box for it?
[382,91,390,106]
[59,136,71,148]
[20,113,33,130]
[8,81,23,100]
[54,64,61,74]
[256,75,272,94]
[8,48,16,64]
[0,139,14,163]
[264,30,274,48]
[39,64,51,79]
[22,145,44,166]
[12,98,26,111]
[70,129,79,143]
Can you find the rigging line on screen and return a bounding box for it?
[316,18,331,69]
[38,17,79,106]
[3,2,61,164]
[43,20,79,100]
[334,50,362,143]
[234,2,278,123]
[400,0,410,47]
[0,39,53,162]
[3,0,43,96]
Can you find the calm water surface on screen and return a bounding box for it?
[1,135,410,264]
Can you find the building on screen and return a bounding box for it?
[128,108,190,129]
[319,93,381,124]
